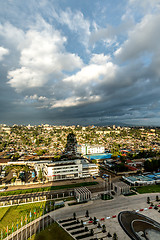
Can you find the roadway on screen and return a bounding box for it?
[51,192,159,220]
[0,178,106,202]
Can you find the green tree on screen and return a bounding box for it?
[147,197,150,204]
[38,169,43,181]
[112,233,118,240]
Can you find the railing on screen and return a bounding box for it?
[3,213,54,240]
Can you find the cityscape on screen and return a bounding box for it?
[0,124,160,239]
[1,0,160,240]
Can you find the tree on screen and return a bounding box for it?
[107,232,112,237]
[147,197,150,204]
[97,222,101,228]
[112,233,118,240]
[102,224,106,233]
[93,216,97,224]
[38,169,43,181]
[85,210,89,217]
[85,226,88,232]
[90,229,94,236]
[73,212,76,220]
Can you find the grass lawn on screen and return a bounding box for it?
[0,206,10,221]
[30,222,73,240]
[0,200,64,236]
[135,184,160,194]
[0,182,98,197]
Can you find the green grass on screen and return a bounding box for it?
[31,222,74,240]
[135,184,160,194]
[0,182,98,197]
[0,206,10,221]
[0,201,64,236]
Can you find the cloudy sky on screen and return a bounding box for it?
[1,0,160,126]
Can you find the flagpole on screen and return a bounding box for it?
[21,216,23,240]
[34,209,36,235]
[26,215,27,240]
[17,220,18,240]
[43,206,44,230]
[7,225,8,240]
[30,211,31,239]
[12,222,13,240]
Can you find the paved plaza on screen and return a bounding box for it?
[50,193,160,239]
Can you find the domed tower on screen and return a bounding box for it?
[64,132,78,157]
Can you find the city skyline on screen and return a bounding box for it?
[1,0,160,126]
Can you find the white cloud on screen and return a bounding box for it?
[51,95,101,108]
[25,94,47,101]
[129,0,160,11]
[0,46,9,61]
[53,8,91,49]
[0,22,25,50]
[39,96,47,101]
[8,67,46,92]
[90,53,111,65]
[63,61,117,86]
[89,18,134,45]
[6,20,83,92]
[115,14,160,62]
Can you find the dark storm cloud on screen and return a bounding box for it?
[1,0,160,126]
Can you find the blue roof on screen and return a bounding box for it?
[154,172,160,176]
[86,153,112,160]
[146,175,155,178]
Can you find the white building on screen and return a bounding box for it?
[43,159,99,181]
[78,144,105,155]
[82,163,99,178]
[34,160,51,177]
[44,160,82,181]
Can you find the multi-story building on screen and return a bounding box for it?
[78,144,105,155]
[43,159,99,181]
[44,160,82,181]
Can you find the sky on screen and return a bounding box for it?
[1,0,160,126]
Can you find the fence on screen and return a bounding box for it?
[3,213,54,240]
[0,200,64,240]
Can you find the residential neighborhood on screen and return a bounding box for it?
[0,124,160,187]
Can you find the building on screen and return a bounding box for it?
[112,181,130,195]
[43,159,99,181]
[74,187,91,202]
[122,172,160,186]
[82,162,99,178]
[78,144,105,155]
[34,160,52,177]
[44,160,82,181]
